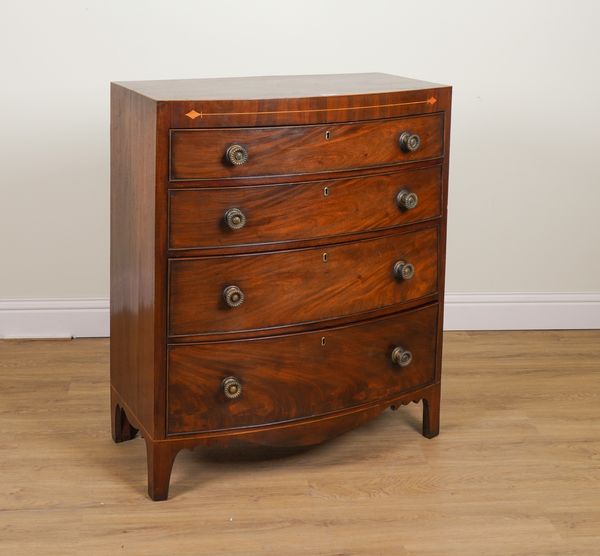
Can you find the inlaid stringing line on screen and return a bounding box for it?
[185,97,437,119]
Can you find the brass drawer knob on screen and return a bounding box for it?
[391,346,413,367]
[393,260,415,281]
[396,189,419,210]
[224,208,246,230]
[225,144,249,166]
[223,285,245,307]
[222,376,242,399]
[398,131,421,153]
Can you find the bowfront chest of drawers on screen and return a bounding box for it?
[110,73,452,500]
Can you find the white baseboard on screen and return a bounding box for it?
[0,298,109,339]
[0,292,599,339]
[443,292,600,331]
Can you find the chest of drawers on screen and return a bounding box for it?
[110,73,452,500]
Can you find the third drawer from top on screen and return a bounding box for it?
[168,226,438,337]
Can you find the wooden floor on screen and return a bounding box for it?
[1,331,599,555]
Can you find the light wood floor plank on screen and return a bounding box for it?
[1,331,599,555]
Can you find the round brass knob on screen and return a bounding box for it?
[225,144,249,166]
[222,376,242,399]
[393,260,415,281]
[223,285,245,307]
[398,131,421,153]
[396,189,419,210]
[391,346,413,367]
[224,208,246,230]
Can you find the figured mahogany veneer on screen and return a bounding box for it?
[168,304,438,434]
[168,226,438,337]
[168,165,442,250]
[110,73,451,500]
[170,113,443,181]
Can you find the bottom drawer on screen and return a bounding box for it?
[167,304,438,435]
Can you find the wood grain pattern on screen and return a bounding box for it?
[166,293,440,346]
[114,73,450,129]
[169,113,444,181]
[110,84,159,438]
[168,226,438,337]
[168,165,442,250]
[3,332,600,553]
[167,304,438,434]
[169,88,447,129]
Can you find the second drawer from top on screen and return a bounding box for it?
[169,165,442,250]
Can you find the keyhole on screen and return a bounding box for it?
[322,253,328,262]
[321,337,326,346]
[323,186,329,197]
[325,130,331,140]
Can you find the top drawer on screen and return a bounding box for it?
[169,113,444,181]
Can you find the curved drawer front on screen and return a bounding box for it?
[169,166,442,250]
[168,227,438,337]
[167,304,438,434]
[170,114,443,181]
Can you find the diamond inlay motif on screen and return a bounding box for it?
[185,109,201,120]
[427,97,437,105]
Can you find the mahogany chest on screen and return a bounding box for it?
[110,73,452,500]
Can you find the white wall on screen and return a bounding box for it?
[1,0,599,336]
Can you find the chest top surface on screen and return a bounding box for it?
[113,72,447,101]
